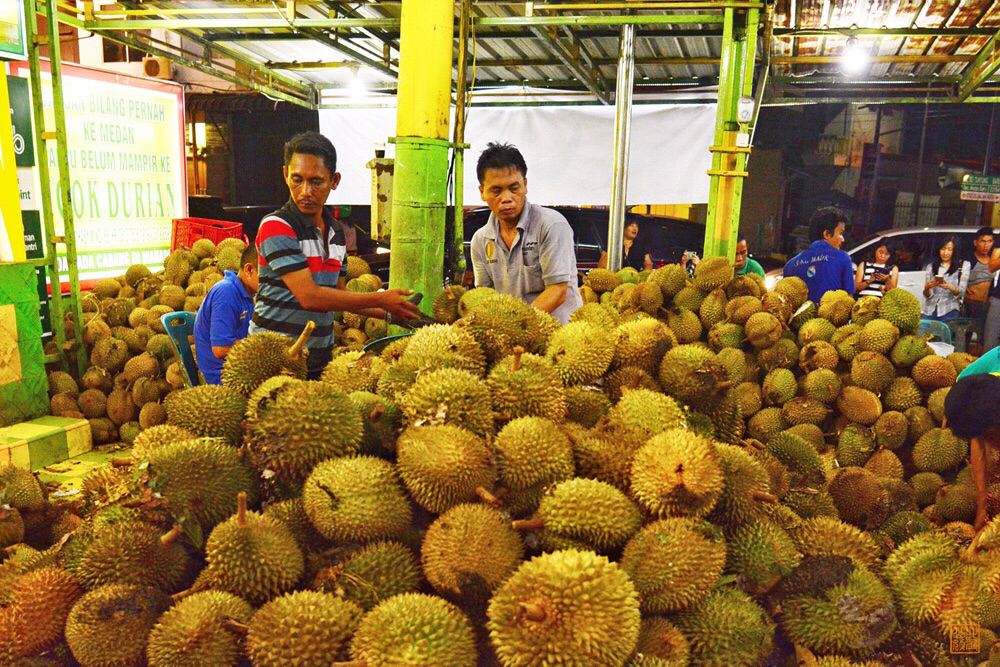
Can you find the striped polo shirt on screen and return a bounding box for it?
[249,199,347,374]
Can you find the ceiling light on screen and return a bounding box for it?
[840,36,870,76]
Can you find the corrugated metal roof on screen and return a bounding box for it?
[74,0,1000,105]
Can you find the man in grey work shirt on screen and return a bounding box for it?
[469,142,583,324]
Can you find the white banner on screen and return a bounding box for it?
[319,103,715,206]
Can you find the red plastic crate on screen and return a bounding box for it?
[171,217,244,251]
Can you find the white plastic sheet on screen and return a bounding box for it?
[318,103,716,206]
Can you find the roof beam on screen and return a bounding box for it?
[528,25,611,104]
[958,29,1000,101]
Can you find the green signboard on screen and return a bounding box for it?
[7,74,32,166]
[961,174,1000,203]
[21,210,49,335]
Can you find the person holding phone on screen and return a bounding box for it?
[854,241,897,298]
[597,220,653,271]
[922,235,969,322]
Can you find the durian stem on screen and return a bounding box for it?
[512,518,546,532]
[511,346,524,372]
[160,524,183,546]
[716,381,732,390]
[237,492,248,527]
[475,486,500,506]
[221,618,250,637]
[287,321,316,360]
[752,491,779,504]
[121,498,146,508]
[331,662,367,667]
[518,602,547,622]
[111,457,132,468]
[368,404,385,424]
[743,438,766,451]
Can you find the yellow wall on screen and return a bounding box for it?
[631,204,697,221]
[0,70,25,261]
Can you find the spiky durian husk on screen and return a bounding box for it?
[246,591,362,666]
[395,424,496,513]
[147,591,253,667]
[488,550,640,667]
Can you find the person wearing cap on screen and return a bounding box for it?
[944,373,1000,531]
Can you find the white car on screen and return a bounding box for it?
[766,225,993,304]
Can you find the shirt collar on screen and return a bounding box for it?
[485,201,532,240]
[282,198,336,238]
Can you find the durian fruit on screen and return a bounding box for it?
[488,549,640,667]
[744,312,784,349]
[758,337,800,371]
[648,265,688,300]
[621,518,726,613]
[493,417,574,493]
[747,407,789,442]
[165,385,247,444]
[911,354,958,389]
[90,337,129,374]
[875,510,933,549]
[520,478,642,553]
[585,267,624,293]
[146,591,253,667]
[628,617,689,667]
[926,387,949,423]
[724,295,761,325]
[946,351,978,375]
[613,318,676,374]
[463,294,542,354]
[569,424,645,492]
[912,427,967,472]
[784,488,839,520]
[422,504,524,597]
[670,587,774,667]
[798,317,837,345]
[674,286,709,312]
[828,467,891,530]
[458,286,497,317]
[432,285,466,323]
[864,449,905,480]
[320,350,387,393]
[836,424,875,467]
[352,593,478,667]
[303,456,412,543]
[487,347,566,422]
[564,385,611,427]
[314,541,421,611]
[400,368,494,437]
[0,506,24,547]
[836,386,883,426]
[910,472,945,507]
[933,484,977,523]
[246,591,362,666]
[693,256,734,290]
[850,351,896,393]
[782,396,829,426]
[65,584,171,667]
[799,339,840,372]
[762,368,797,406]
[0,466,46,511]
[604,366,661,402]
[630,428,724,518]
[874,411,908,450]
[3,567,83,658]
[604,388,686,437]
[767,431,825,485]
[879,288,921,332]
[246,381,362,483]
[859,318,900,355]
[221,327,311,396]
[726,519,801,594]
[818,290,855,326]
[890,334,931,368]
[851,295,882,326]
[144,438,256,532]
[348,391,402,456]
[882,377,923,413]
[573,302,623,328]
[706,321,742,351]
[546,320,617,385]
[778,558,896,654]
[74,521,190,593]
[130,423,195,461]
[194,493,304,606]
[699,288,728,329]
[788,516,881,568]
[658,344,730,410]
[803,368,842,404]
[904,406,935,445]
[399,323,487,377]
[761,291,794,324]
[396,424,496,513]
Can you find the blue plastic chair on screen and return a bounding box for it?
[918,318,952,345]
[160,312,200,388]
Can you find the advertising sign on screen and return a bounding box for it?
[9,60,187,285]
[961,174,1000,203]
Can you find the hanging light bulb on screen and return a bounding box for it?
[348,64,365,98]
[840,36,871,76]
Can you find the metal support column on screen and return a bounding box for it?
[451,0,472,285]
[387,0,454,313]
[704,6,760,260]
[910,98,930,228]
[608,24,636,272]
[25,0,86,375]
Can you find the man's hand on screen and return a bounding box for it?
[377,289,422,321]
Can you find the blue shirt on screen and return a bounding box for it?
[194,270,254,385]
[783,240,856,304]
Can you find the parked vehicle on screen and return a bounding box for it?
[765,226,992,303]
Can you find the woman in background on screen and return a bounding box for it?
[598,220,653,271]
[922,235,969,322]
[854,240,897,298]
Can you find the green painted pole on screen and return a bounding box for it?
[387,0,454,314]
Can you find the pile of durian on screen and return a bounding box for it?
[4,255,1000,667]
[44,237,379,445]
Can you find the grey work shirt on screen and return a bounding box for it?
[470,201,583,324]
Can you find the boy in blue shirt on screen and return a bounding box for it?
[783,208,855,303]
[194,245,258,384]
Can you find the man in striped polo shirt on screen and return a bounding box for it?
[250,131,420,378]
